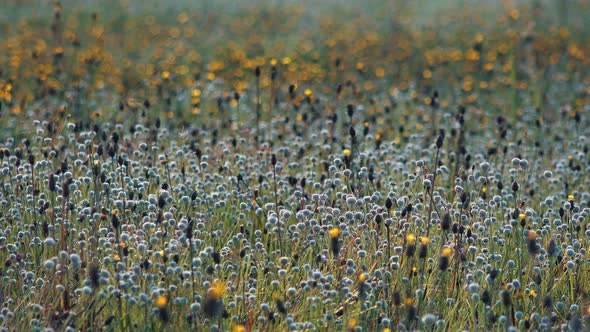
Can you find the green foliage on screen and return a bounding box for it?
[0,1,588,331]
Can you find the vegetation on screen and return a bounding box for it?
[0,0,588,331]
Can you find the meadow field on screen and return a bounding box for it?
[0,0,589,331]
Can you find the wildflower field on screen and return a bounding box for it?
[1,0,589,331]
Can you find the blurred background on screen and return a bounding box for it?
[0,0,587,130]
[1,0,587,36]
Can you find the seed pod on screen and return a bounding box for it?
[347,104,354,118]
[418,245,428,259]
[436,135,444,149]
[62,179,71,198]
[459,225,465,234]
[375,214,382,225]
[111,214,120,229]
[274,294,287,315]
[488,268,498,280]
[186,218,193,240]
[212,252,221,264]
[441,212,451,231]
[407,305,417,322]
[481,290,491,304]
[501,290,512,306]
[385,197,392,211]
[460,192,468,204]
[393,290,401,306]
[88,262,100,288]
[42,220,49,237]
[107,145,116,158]
[438,255,449,271]
[542,295,552,309]
[140,258,150,270]
[158,307,169,323]
[49,174,56,192]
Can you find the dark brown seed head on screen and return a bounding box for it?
[158,307,169,323]
[542,295,552,309]
[528,239,539,255]
[393,290,401,306]
[501,290,512,306]
[49,174,56,192]
[186,218,193,240]
[460,192,468,203]
[407,305,417,322]
[347,104,354,118]
[62,179,71,198]
[89,262,100,288]
[441,212,451,231]
[438,256,449,271]
[436,135,444,149]
[330,237,340,257]
[418,245,428,259]
[203,298,224,319]
[111,214,120,229]
[212,252,221,264]
[512,181,519,192]
[275,298,287,314]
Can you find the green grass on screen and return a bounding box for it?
[0,0,588,331]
